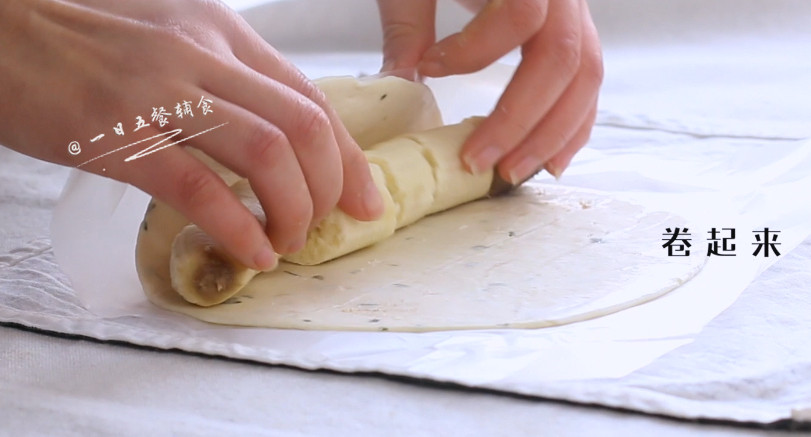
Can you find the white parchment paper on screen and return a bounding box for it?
[48,45,811,383]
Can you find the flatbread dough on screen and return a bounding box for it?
[403,119,492,215]
[282,164,398,266]
[137,182,706,332]
[136,74,706,331]
[164,119,489,306]
[364,140,436,228]
[314,75,443,149]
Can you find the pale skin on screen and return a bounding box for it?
[0,0,601,271]
[378,0,603,183]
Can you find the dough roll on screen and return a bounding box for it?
[167,118,491,306]
[287,117,491,264]
[282,164,398,265]
[402,117,491,215]
[315,75,443,149]
[364,140,436,228]
[169,180,263,306]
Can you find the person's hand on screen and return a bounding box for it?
[0,0,383,271]
[377,0,603,183]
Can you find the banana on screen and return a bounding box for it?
[168,179,262,306]
[170,224,260,306]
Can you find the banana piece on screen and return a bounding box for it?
[170,225,259,306]
[168,179,264,306]
[315,75,443,149]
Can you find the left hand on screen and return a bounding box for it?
[377,0,603,183]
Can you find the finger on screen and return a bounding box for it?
[103,136,277,271]
[497,4,603,184]
[330,105,386,222]
[544,101,597,179]
[175,95,316,255]
[376,0,438,72]
[197,55,344,232]
[332,131,387,220]
[544,2,602,178]
[454,0,489,13]
[460,0,583,174]
[419,0,550,76]
[497,89,596,185]
[227,29,384,221]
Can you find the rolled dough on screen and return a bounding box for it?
[135,75,706,331]
[137,183,706,331]
[282,164,397,266]
[314,75,443,149]
[162,119,491,306]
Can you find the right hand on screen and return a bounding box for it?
[377,0,603,184]
[0,0,383,271]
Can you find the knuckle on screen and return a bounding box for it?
[549,30,582,76]
[382,21,425,49]
[151,22,197,47]
[245,122,287,166]
[495,102,534,138]
[582,45,604,87]
[296,77,329,107]
[294,104,331,144]
[306,84,329,109]
[548,129,571,150]
[176,168,221,211]
[506,0,547,35]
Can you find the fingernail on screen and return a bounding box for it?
[253,246,277,272]
[508,155,543,185]
[465,145,502,174]
[363,180,384,218]
[545,162,563,180]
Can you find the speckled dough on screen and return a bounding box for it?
[136,76,706,330]
[137,182,706,331]
[364,139,436,228]
[314,75,443,149]
[160,119,490,306]
[404,118,492,215]
[282,164,397,266]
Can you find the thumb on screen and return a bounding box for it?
[377,0,437,73]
